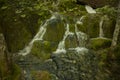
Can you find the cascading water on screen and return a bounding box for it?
[18,4,96,56]
[18,14,57,56]
[53,15,88,54]
[76,16,85,25]
[67,16,88,53]
[15,6,102,80]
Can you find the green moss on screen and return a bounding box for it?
[11,64,21,80]
[102,15,116,38]
[58,0,87,16]
[89,38,111,50]
[0,6,41,53]
[43,18,65,42]
[96,6,117,20]
[69,24,75,32]
[31,41,50,61]
[0,1,44,53]
[77,14,100,38]
[113,44,120,59]
[0,63,21,80]
[0,59,7,80]
[31,71,51,80]
[31,40,58,61]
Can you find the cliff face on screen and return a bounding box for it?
[77,0,119,8]
[0,34,21,80]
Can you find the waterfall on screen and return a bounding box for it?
[85,5,96,13]
[53,24,70,54]
[75,16,88,47]
[99,17,104,38]
[18,15,57,56]
[67,16,88,54]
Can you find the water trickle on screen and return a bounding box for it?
[18,15,57,56]
[76,16,85,25]
[99,17,104,38]
[54,24,70,54]
[85,5,96,13]
[69,47,88,54]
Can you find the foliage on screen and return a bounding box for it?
[0,63,21,80]
[96,6,117,19]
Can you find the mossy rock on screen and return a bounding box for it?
[65,33,78,49]
[2,21,32,53]
[58,0,87,16]
[0,58,8,80]
[10,64,21,80]
[31,71,51,80]
[113,44,120,59]
[96,6,117,38]
[77,13,116,38]
[31,40,58,61]
[69,24,76,32]
[77,14,100,38]
[88,37,111,50]
[0,7,40,53]
[0,63,21,80]
[43,18,65,42]
[102,16,116,38]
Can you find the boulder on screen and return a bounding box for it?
[43,17,65,42]
[31,40,58,61]
[77,14,100,38]
[77,0,119,8]
[88,37,112,50]
[41,48,104,80]
[0,7,40,53]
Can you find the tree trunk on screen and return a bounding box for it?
[111,1,120,47]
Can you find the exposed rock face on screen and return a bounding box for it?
[0,34,21,80]
[0,34,9,78]
[17,48,104,80]
[77,0,119,8]
[40,48,102,80]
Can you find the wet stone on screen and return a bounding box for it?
[41,48,99,80]
[43,18,65,42]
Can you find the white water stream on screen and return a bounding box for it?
[18,15,57,56]
[85,5,96,13]
[18,5,97,56]
[99,17,104,37]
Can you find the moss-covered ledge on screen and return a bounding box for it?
[88,37,112,50]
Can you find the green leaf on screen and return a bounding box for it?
[15,10,22,14]
[1,6,8,10]
[20,14,26,18]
